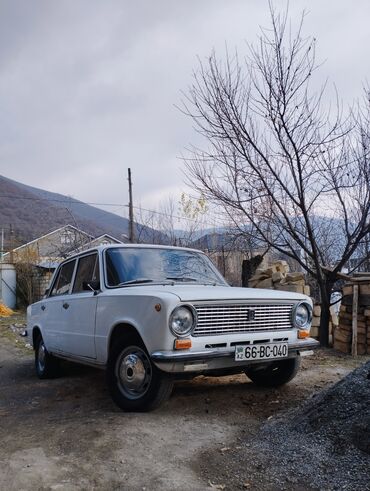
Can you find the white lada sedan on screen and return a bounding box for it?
[27,244,319,411]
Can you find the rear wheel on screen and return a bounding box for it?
[35,336,60,379]
[107,338,173,412]
[245,357,300,387]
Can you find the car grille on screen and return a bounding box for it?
[192,303,293,336]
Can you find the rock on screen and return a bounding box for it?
[272,272,284,283]
[277,284,304,294]
[256,278,273,289]
[274,261,290,273]
[285,272,305,282]
[250,273,270,282]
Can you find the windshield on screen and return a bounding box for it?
[105,247,227,287]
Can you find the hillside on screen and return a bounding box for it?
[0,175,163,248]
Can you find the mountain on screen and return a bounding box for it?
[0,175,164,248]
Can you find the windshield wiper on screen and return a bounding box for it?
[166,276,198,282]
[117,278,154,286]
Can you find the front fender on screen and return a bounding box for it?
[95,292,180,364]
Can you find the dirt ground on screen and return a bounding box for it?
[0,313,369,491]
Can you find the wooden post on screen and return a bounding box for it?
[351,284,358,356]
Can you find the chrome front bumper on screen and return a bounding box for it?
[151,338,320,363]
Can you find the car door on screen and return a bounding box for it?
[57,252,99,359]
[41,259,77,352]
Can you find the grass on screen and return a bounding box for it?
[0,311,31,355]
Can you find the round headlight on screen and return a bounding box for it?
[169,306,196,337]
[293,302,312,329]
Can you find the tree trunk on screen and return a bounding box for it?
[242,255,263,287]
[318,280,334,347]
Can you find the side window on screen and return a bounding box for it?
[72,254,100,293]
[50,260,76,296]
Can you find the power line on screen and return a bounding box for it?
[0,194,127,208]
[0,193,229,228]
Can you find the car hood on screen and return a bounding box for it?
[128,284,309,303]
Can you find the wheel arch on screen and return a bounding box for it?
[31,326,42,349]
[108,322,146,358]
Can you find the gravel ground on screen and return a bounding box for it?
[198,362,370,491]
[0,313,369,490]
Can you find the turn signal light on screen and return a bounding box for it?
[298,329,310,339]
[174,339,192,350]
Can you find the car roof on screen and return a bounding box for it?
[65,243,205,261]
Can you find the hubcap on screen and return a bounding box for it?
[38,343,46,372]
[116,347,152,400]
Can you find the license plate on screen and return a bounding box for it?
[235,342,288,361]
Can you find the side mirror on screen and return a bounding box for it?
[82,280,100,294]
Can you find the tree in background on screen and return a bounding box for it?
[135,193,209,247]
[181,5,370,346]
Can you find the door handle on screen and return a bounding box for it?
[41,305,46,311]
[63,303,69,310]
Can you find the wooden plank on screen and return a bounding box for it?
[351,284,359,356]
[321,266,370,282]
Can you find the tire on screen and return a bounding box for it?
[35,335,60,379]
[245,356,301,388]
[107,338,174,412]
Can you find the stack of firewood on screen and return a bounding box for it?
[334,282,370,355]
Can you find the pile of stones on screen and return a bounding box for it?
[248,261,311,295]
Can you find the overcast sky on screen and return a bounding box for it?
[0,0,369,223]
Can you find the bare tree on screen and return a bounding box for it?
[135,194,209,247]
[181,5,370,346]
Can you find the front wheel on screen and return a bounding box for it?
[245,357,301,387]
[107,341,173,412]
[35,336,60,379]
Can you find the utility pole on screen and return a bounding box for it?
[0,228,3,262]
[128,168,135,243]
